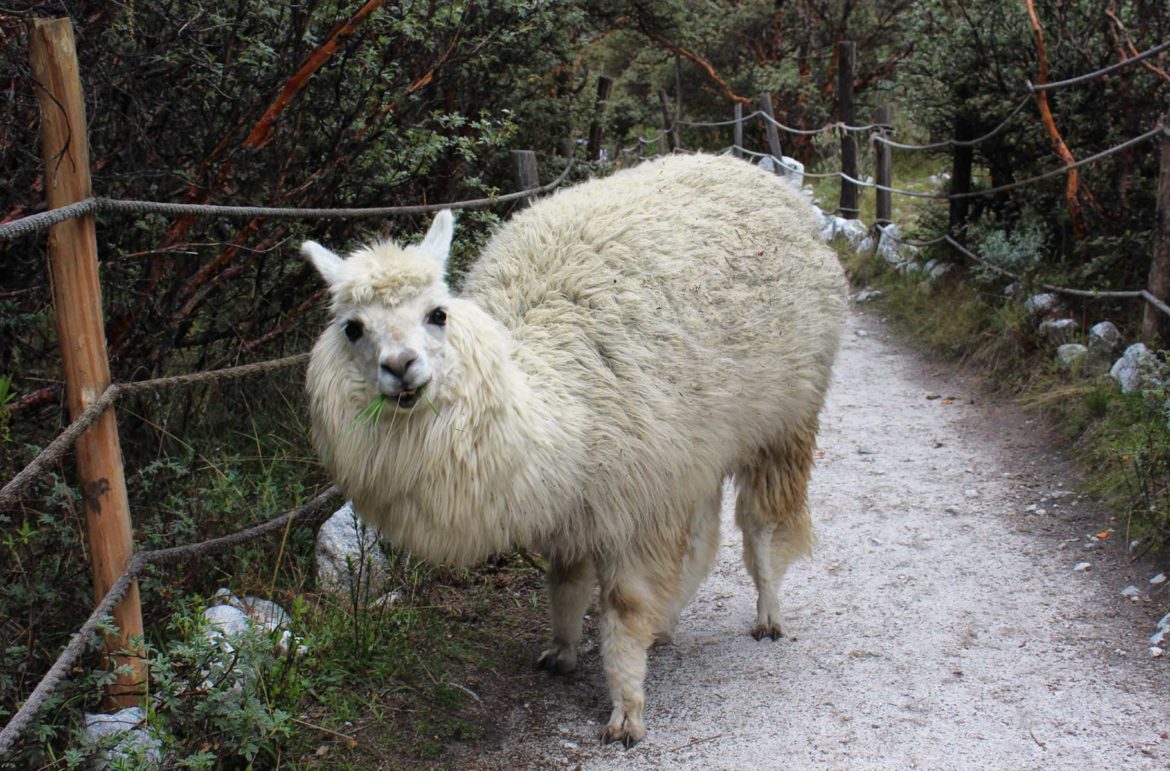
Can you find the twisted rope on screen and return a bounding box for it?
[871,224,1170,318]
[0,485,342,758]
[0,160,575,243]
[873,95,1035,152]
[1030,40,1170,92]
[0,354,309,511]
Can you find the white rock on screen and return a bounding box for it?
[1088,321,1123,360]
[928,262,952,281]
[1110,343,1154,394]
[84,707,161,769]
[316,501,392,593]
[1120,585,1141,600]
[203,604,249,638]
[1152,647,1164,658]
[1039,318,1078,344]
[1056,343,1088,371]
[877,223,905,265]
[852,289,883,303]
[1073,562,1091,572]
[963,488,979,499]
[857,236,875,255]
[1151,573,1166,585]
[755,154,804,187]
[1024,293,1060,317]
[238,596,291,632]
[836,218,868,250]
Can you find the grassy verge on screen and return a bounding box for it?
[838,236,1170,552]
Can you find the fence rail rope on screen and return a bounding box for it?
[0,160,575,243]
[870,224,1170,319]
[873,95,1035,152]
[0,354,309,511]
[0,485,342,758]
[1030,39,1170,93]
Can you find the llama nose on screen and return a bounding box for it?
[380,351,417,380]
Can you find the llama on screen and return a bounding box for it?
[304,154,846,746]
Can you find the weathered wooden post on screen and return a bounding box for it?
[758,93,783,162]
[586,75,614,163]
[511,150,539,207]
[1142,124,1170,345]
[658,89,680,151]
[873,104,893,226]
[29,17,146,706]
[949,114,974,235]
[838,41,859,219]
[733,103,744,158]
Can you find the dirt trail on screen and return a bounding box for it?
[473,307,1170,769]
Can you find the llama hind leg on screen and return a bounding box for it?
[736,426,816,641]
[538,556,595,675]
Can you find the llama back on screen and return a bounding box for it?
[461,153,846,532]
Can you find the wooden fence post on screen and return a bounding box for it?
[511,150,539,207]
[873,104,893,226]
[586,75,614,163]
[29,17,145,707]
[1142,125,1170,345]
[838,41,859,219]
[758,93,783,162]
[949,114,974,235]
[733,103,744,158]
[658,89,682,151]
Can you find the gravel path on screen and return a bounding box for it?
[475,307,1170,769]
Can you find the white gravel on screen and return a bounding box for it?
[475,309,1170,769]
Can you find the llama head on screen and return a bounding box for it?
[304,210,455,411]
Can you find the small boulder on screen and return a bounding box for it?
[84,707,161,769]
[1039,318,1078,345]
[836,218,868,250]
[1024,293,1060,318]
[1056,343,1088,371]
[1087,321,1123,372]
[755,154,804,187]
[1109,343,1154,394]
[852,289,883,303]
[316,500,392,593]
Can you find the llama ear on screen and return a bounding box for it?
[302,241,346,286]
[419,209,454,271]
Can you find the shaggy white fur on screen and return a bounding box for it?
[304,153,846,746]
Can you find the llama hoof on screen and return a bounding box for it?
[750,622,784,641]
[537,643,577,675]
[599,719,645,748]
[650,631,674,648]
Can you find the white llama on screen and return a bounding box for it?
[304,153,846,746]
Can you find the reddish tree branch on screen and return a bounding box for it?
[1023,0,1087,239]
[244,0,386,150]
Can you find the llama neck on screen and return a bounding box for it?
[342,298,584,565]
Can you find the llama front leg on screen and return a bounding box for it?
[596,563,665,748]
[538,556,594,675]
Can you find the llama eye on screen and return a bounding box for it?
[343,319,364,342]
[426,308,447,327]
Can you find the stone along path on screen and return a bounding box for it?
[473,306,1170,770]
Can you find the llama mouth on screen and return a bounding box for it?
[389,381,431,410]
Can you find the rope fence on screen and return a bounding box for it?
[0,354,310,511]
[3,25,1168,759]
[871,225,1170,320]
[0,125,575,756]
[0,160,575,243]
[0,485,342,758]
